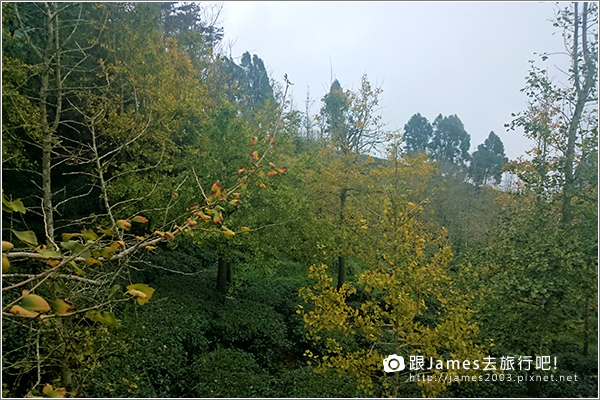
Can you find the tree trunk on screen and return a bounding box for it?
[583,297,589,356]
[40,39,54,245]
[562,2,596,227]
[41,94,55,245]
[337,188,348,290]
[39,2,64,248]
[216,255,231,294]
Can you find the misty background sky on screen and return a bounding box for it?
[215,1,571,160]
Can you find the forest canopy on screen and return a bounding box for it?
[1,2,597,398]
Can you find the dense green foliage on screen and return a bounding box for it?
[2,2,597,398]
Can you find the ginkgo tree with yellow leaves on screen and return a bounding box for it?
[299,147,485,397]
[310,74,389,289]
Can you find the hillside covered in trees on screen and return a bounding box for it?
[1,2,597,398]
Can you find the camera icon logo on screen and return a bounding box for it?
[383,354,405,372]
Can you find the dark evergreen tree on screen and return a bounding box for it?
[221,52,275,115]
[160,2,223,47]
[469,131,509,186]
[319,79,351,152]
[403,113,433,155]
[430,114,471,167]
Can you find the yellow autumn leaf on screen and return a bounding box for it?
[126,283,155,305]
[85,257,102,267]
[116,219,131,230]
[195,212,212,222]
[222,227,236,239]
[61,233,81,242]
[163,231,175,241]
[186,218,198,228]
[212,212,223,225]
[10,305,38,317]
[127,289,148,299]
[51,299,76,314]
[111,241,125,249]
[42,383,66,398]
[2,253,9,273]
[208,181,224,202]
[20,293,51,313]
[97,228,115,237]
[127,289,150,306]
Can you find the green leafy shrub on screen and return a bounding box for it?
[273,365,360,397]
[235,269,310,348]
[190,347,272,397]
[206,298,291,369]
[81,277,213,397]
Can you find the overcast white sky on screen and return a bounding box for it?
[215,1,571,160]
